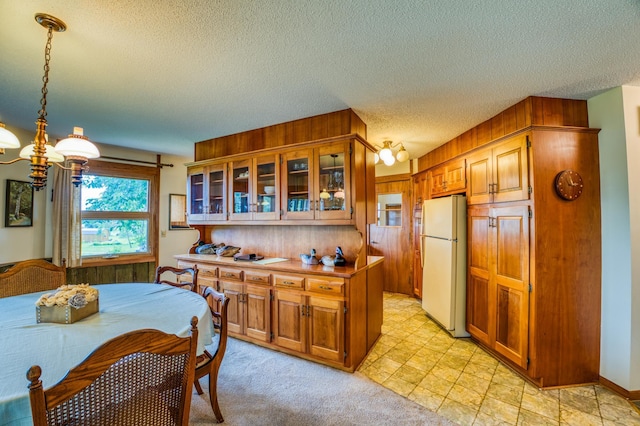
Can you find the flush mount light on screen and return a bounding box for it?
[373,140,410,166]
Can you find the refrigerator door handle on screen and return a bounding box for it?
[420,235,425,268]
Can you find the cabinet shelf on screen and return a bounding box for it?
[210,179,224,183]
[258,173,275,178]
[289,191,308,195]
[289,170,308,175]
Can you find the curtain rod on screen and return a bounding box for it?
[98,154,174,168]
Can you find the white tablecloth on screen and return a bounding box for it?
[0,283,214,426]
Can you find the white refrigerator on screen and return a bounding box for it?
[420,195,469,337]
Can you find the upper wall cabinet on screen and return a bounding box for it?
[187,163,227,222]
[228,155,280,221]
[186,137,367,226]
[466,134,530,205]
[429,158,466,197]
[281,141,351,221]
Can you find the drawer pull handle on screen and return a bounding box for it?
[224,273,235,278]
[251,277,263,281]
[282,280,295,285]
[319,285,333,290]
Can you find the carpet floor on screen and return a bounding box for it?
[189,338,454,425]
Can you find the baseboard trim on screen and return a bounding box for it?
[600,376,640,400]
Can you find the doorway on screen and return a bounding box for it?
[368,175,413,295]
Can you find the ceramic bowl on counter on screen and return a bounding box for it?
[264,186,275,194]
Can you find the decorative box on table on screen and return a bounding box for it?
[36,299,99,324]
[35,284,100,324]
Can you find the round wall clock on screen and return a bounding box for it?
[554,170,584,201]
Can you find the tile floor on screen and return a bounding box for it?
[358,292,640,425]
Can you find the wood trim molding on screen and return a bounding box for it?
[600,376,640,401]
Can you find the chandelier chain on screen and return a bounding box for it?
[37,25,54,120]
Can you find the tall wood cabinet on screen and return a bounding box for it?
[465,128,601,387]
[414,97,601,388]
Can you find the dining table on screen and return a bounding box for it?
[0,283,214,426]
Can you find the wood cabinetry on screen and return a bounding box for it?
[175,254,383,371]
[187,163,227,222]
[280,141,351,221]
[217,266,271,342]
[466,134,529,205]
[413,98,601,388]
[187,138,363,226]
[429,158,466,196]
[467,204,530,369]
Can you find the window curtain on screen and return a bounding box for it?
[52,164,82,267]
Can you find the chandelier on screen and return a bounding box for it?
[373,140,409,166]
[0,13,100,190]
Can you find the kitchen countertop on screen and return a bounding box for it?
[174,253,383,278]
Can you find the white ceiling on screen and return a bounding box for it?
[1,1,639,159]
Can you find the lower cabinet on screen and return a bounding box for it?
[220,280,271,342]
[174,254,383,371]
[273,289,344,363]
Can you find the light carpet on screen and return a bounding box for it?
[189,338,454,425]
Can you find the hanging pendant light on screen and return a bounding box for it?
[0,13,100,190]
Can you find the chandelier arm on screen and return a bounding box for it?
[0,157,29,166]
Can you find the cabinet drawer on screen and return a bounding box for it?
[198,266,217,278]
[245,270,271,285]
[218,267,243,281]
[274,274,304,289]
[306,277,345,296]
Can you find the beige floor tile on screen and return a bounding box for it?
[446,383,484,409]
[486,381,524,407]
[517,408,560,425]
[360,293,639,426]
[559,406,604,426]
[478,396,520,424]
[418,372,455,397]
[559,386,600,417]
[391,363,425,385]
[438,398,479,425]
[456,371,491,395]
[407,385,445,412]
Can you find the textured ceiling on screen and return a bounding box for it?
[1,1,640,159]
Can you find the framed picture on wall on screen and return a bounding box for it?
[5,180,34,227]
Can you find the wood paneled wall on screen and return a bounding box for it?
[67,262,157,285]
[194,109,367,161]
[417,97,589,171]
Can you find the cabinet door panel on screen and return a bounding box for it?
[221,281,244,335]
[466,152,492,205]
[493,135,529,203]
[493,205,530,368]
[467,207,492,344]
[445,158,466,192]
[281,149,314,220]
[430,167,446,195]
[308,296,344,362]
[316,142,351,221]
[273,290,306,352]
[245,284,271,342]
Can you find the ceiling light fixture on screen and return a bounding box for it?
[373,140,409,166]
[0,13,100,190]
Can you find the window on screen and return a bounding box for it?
[376,193,402,227]
[80,160,159,266]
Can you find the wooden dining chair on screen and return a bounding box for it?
[154,265,198,292]
[194,286,229,423]
[0,259,66,298]
[27,317,199,426]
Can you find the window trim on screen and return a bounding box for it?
[80,160,160,267]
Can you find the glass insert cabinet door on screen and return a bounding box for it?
[282,149,313,220]
[315,142,351,221]
[187,164,227,222]
[229,158,252,220]
[253,155,279,220]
